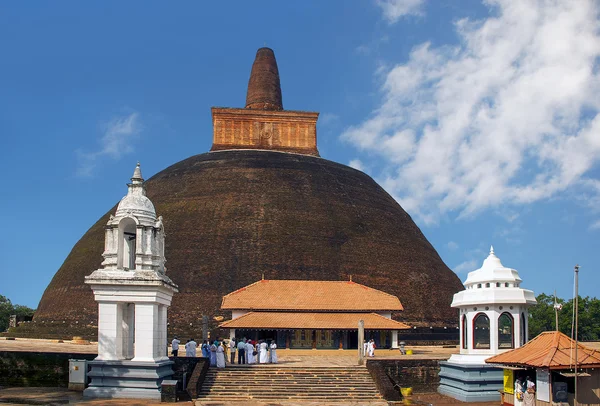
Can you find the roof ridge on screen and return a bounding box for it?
[222,280,264,298]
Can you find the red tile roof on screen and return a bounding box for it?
[486,331,600,369]
[221,280,403,311]
[219,311,411,330]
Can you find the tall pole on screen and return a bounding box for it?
[554,290,559,331]
[358,320,364,366]
[574,265,579,406]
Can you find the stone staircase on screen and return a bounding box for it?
[197,365,383,402]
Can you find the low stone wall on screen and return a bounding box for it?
[0,351,97,387]
[0,350,208,396]
[366,358,441,399]
[169,356,209,400]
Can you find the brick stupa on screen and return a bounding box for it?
[26,47,464,341]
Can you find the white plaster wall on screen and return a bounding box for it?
[232,310,248,319]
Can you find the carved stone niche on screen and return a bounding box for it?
[257,122,276,147]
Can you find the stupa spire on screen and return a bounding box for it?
[131,162,143,184]
[490,245,494,255]
[127,162,146,197]
[245,47,283,111]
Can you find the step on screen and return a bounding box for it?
[199,387,379,392]
[197,365,382,402]
[198,395,383,400]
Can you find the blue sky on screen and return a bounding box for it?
[1,0,599,309]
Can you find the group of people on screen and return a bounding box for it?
[362,339,377,357]
[232,338,278,365]
[169,336,278,368]
[514,375,536,406]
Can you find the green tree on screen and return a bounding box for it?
[0,295,14,332]
[529,293,600,341]
[0,294,35,332]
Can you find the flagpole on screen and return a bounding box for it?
[554,290,559,331]
[574,264,579,406]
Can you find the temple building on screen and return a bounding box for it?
[26,47,464,341]
[218,279,410,349]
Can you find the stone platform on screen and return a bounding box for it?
[438,361,503,402]
[83,359,175,400]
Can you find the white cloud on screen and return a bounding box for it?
[453,258,478,274]
[376,0,425,23]
[447,241,459,250]
[349,159,366,172]
[76,112,141,177]
[343,0,600,224]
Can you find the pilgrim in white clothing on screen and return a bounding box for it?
[367,340,375,357]
[259,341,268,363]
[514,377,525,406]
[216,343,226,368]
[246,341,255,364]
[185,339,197,357]
[270,342,278,363]
[363,341,368,357]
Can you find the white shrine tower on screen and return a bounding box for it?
[438,246,536,402]
[84,163,179,400]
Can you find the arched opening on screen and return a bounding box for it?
[118,218,137,270]
[472,313,490,349]
[521,312,526,346]
[498,312,514,349]
[462,314,468,349]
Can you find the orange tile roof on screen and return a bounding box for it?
[221,280,403,311]
[219,312,411,330]
[486,331,600,369]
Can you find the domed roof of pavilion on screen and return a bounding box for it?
[115,163,156,219]
[463,246,523,287]
[32,48,464,337]
[452,247,536,307]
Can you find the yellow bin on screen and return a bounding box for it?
[405,349,413,355]
[401,387,413,397]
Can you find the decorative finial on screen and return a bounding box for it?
[490,245,494,255]
[245,47,283,111]
[349,274,353,282]
[131,162,143,183]
[261,272,265,280]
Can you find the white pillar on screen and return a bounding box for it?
[97,302,123,360]
[122,303,135,359]
[391,330,398,348]
[135,226,143,268]
[230,329,236,340]
[145,227,153,256]
[489,311,498,352]
[158,305,168,360]
[467,312,473,351]
[133,303,159,362]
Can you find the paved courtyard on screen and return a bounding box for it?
[0,337,457,366]
[0,338,500,405]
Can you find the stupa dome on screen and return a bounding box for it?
[29,48,464,338]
